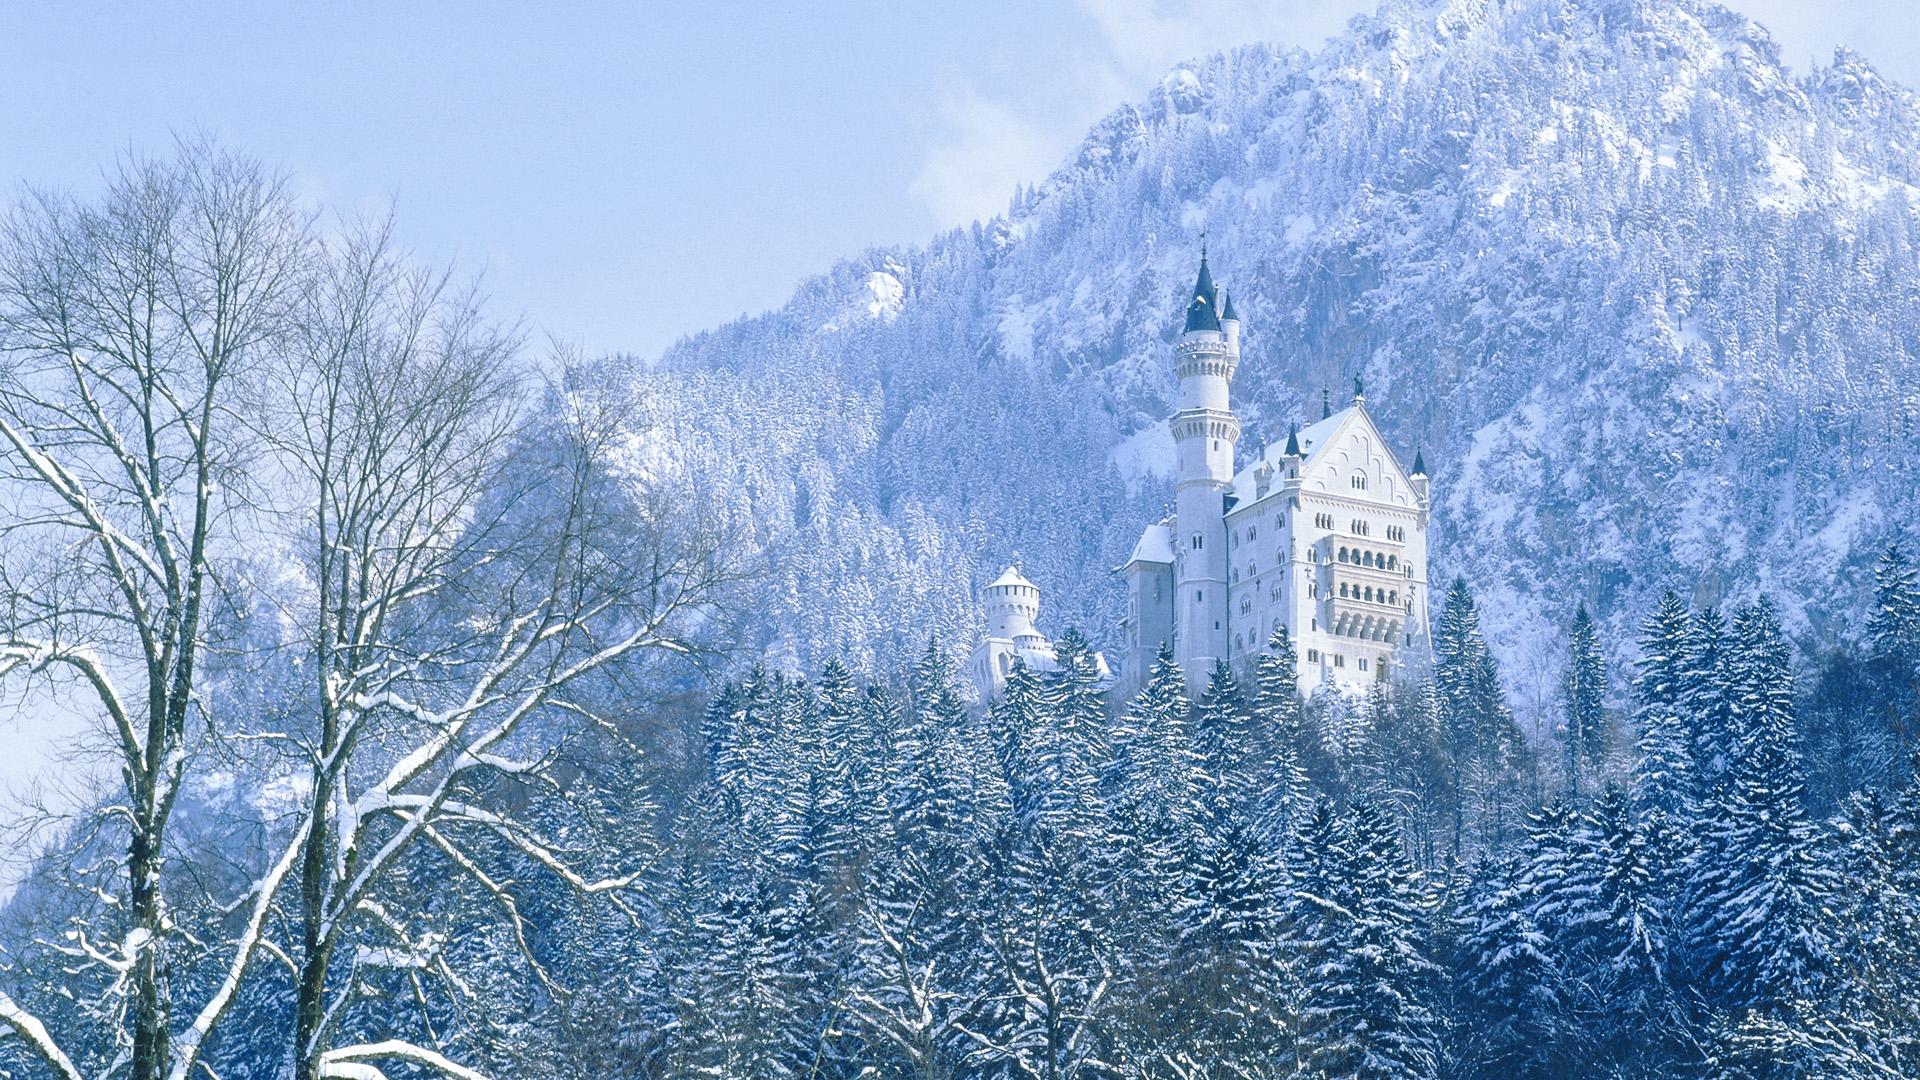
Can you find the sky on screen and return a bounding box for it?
[0,0,1917,831]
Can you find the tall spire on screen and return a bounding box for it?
[1284,422,1301,458]
[1183,248,1221,333]
[1353,375,1365,404]
[1322,388,1331,419]
[1412,448,1428,477]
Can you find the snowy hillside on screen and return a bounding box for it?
[595,0,1920,702]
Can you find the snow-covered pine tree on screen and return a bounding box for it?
[1680,607,1736,801]
[1561,605,1610,800]
[1167,783,1280,1075]
[1433,578,1526,852]
[1194,658,1261,814]
[1291,797,1441,1080]
[1632,590,1696,820]
[1866,541,1920,757]
[1454,857,1566,1078]
[1867,541,1920,675]
[1255,625,1314,843]
[1692,600,1840,1017]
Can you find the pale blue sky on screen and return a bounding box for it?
[5,1,1912,362]
[0,1,1916,829]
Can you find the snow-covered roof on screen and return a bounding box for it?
[1121,520,1175,568]
[989,564,1038,590]
[1225,405,1354,506]
[1225,403,1419,511]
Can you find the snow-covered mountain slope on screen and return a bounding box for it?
[595,0,1920,704]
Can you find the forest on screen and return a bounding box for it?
[4,15,1920,1075]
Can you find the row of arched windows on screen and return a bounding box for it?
[1337,546,1399,571]
[1337,582,1401,606]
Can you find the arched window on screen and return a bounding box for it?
[1362,551,1374,567]
[1309,548,1319,563]
[1387,554,1398,570]
[1339,583,1349,598]
[1248,561,1257,577]
[1248,525,1258,541]
[1191,534,1202,550]
[1338,547,1350,563]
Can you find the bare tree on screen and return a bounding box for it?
[0,143,308,1080]
[181,222,737,1080]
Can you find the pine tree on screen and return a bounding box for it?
[1254,625,1314,843]
[1867,541,1920,674]
[1170,784,1279,1073]
[1561,605,1610,800]
[1433,578,1525,851]
[1455,857,1565,1079]
[1866,541,1920,755]
[1681,607,1736,800]
[1692,600,1840,1014]
[1290,797,1441,1080]
[1193,658,1261,813]
[1632,590,1696,819]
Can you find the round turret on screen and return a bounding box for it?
[985,564,1042,640]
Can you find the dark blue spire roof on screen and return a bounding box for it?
[1183,251,1221,333]
[1219,287,1237,323]
[1412,448,1428,476]
[1284,423,1301,457]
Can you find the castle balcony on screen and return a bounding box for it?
[1326,603,1405,645]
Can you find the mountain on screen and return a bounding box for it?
[591,0,1920,705]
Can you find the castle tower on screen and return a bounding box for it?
[1171,251,1240,688]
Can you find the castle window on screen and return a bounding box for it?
[1338,583,1349,598]
[1338,547,1349,563]
[1191,534,1202,550]
[1196,590,1203,604]
[1235,634,1243,651]
[1364,587,1374,602]
[1387,555,1398,570]
[1406,564,1414,578]
[1352,475,1367,490]
[1248,561,1257,577]
[1231,569,1239,583]
[1308,548,1319,564]
[1363,551,1374,568]
[1311,618,1318,630]
[1308,582,1318,598]
[1358,658,1369,672]
[1333,654,1345,669]
[1248,525,1258,540]
[1307,649,1320,663]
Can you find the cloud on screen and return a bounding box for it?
[909,0,1371,228]
[908,86,1063,229]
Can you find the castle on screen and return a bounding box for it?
[1115,252,1433,697]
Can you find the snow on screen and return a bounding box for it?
[1110,422,1176,494]
[998,297,1038,363]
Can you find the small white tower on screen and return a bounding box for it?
[969,563,1109,702]
[1170,250,1240,691]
